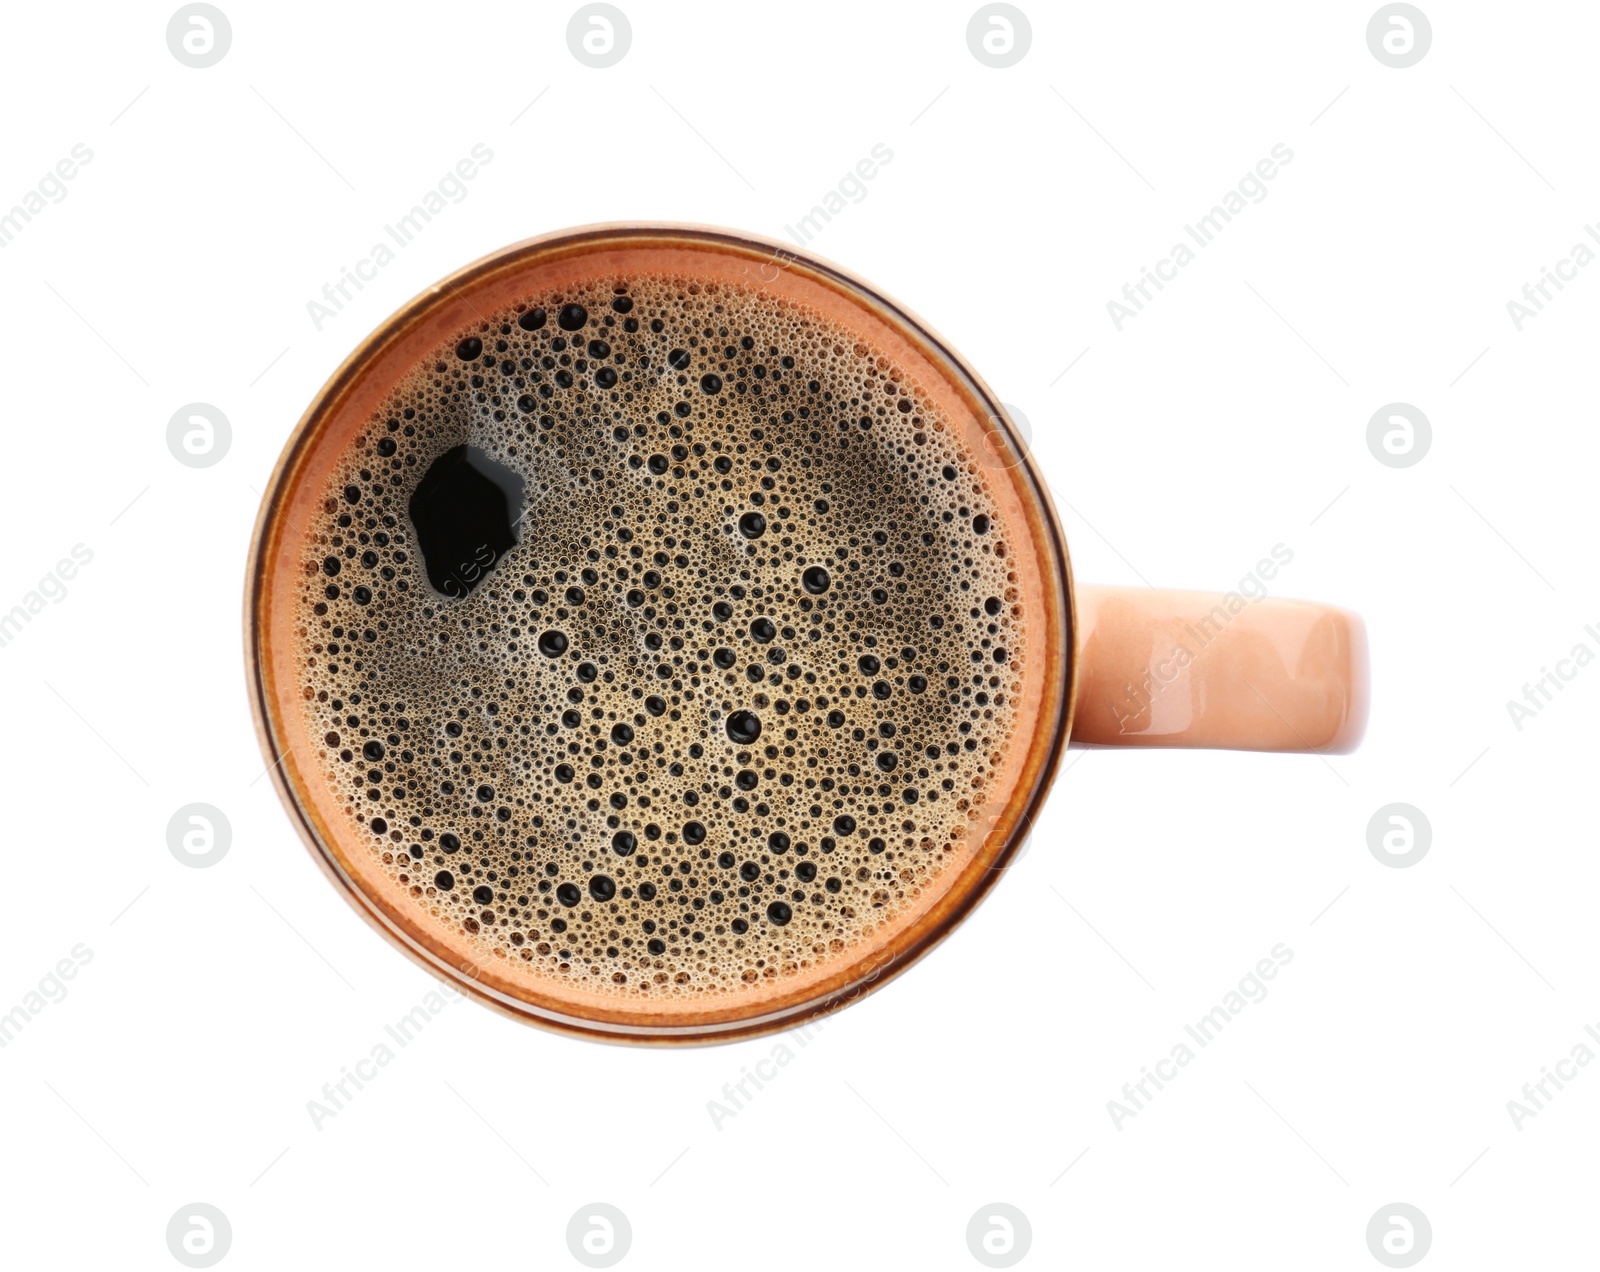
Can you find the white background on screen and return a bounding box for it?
[1,1,1594,1267]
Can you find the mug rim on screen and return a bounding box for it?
[243,221,1077,1045]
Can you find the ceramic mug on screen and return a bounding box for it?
[246,224,1366,1044]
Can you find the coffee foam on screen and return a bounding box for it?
[291,272,1024,1001]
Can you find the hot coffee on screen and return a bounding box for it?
[282,264,1031,1010]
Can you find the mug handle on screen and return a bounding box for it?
[1071,586,1368,752]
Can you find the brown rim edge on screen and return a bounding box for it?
[243,222,1077,1046]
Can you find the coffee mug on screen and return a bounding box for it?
[245,223,1366,1044]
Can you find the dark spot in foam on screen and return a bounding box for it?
[407,445,524,599]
